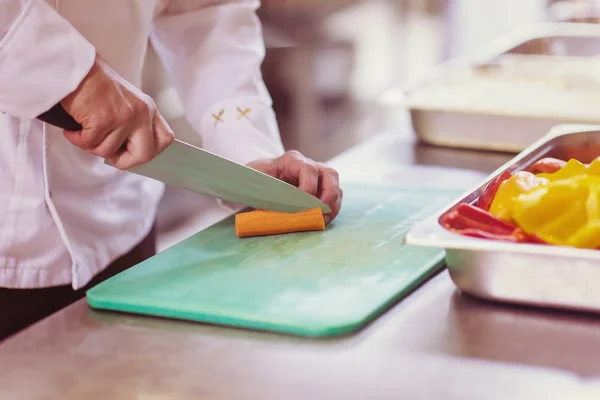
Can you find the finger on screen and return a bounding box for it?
[108,110,174,170]
[297,163,319,196]
[63,124,110,150]
[152,111,175,155]
[327,196,343,224]
[89,124,131,159]
[61,109,116,149]
[316,163,342,223]
[278,151,319,196]
[108,124,155,170]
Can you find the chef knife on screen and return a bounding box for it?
[37,104,331,214]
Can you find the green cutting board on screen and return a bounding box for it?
[87,184,459,337]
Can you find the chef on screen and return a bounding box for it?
[0,0,343,340]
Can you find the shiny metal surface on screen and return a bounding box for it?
[408,124,600,313]
[125,139,330,214]
[4,128,600,399]
[398,23,600,152]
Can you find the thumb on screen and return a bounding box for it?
[152,112,175,154]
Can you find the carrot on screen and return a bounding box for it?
[235,207,325,238]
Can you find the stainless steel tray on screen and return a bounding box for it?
[382,23,600,153]
[405,124,600,313]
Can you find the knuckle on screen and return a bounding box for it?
[304,163,319,174]
[136,91,153,104]
[284,150,303,160]
[331,190,342,202]
[327,189,343,205]
[325,167,339,179]
[132,98,152,115]
[163,132,175,146]
[145,96,157,111]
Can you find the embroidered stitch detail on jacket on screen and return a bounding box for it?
[236,107,251,121]
[212,109,225,127]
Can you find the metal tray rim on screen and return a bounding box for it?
[380,22,600,102]
[407,105,600,124]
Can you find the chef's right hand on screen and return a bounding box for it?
[60,53,174,170]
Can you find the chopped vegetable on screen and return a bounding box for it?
[442,203,521,242]
[489,171,549,222]
[443,203,517,234]
[567,220,600,249]
[442,203,545,244]
[536,158,587,182]
[530,157,567,174]
[512,175,600,247]
[588,158,600,176]
[476,171,512,211]
[532,157,600,176]
[457,228,520,243]
[235,207,325,238]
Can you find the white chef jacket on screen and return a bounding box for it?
[0,0,285,289]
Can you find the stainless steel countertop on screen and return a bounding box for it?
[3,129,600,400]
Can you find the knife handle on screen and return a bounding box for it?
[37,103,83,131]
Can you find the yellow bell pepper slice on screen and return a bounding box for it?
[512,176,591,243]
[586,182,600,221]
[588,158,600,177]
[535,200,587,245]
[480,158,600,249]
[565,183,600,248]
[489,171,549,222]
[567,220,600,249]
[536,158,587,182]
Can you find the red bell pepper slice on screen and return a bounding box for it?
[441,203,548,245]
[476,170,512,211]
[442,203,517,235]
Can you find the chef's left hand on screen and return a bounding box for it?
[248,150,343,223]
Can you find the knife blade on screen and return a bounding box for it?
[121,139,331,213]
[38,104,331,214]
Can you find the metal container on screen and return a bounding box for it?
[383,23,600,153]
[406,124,600,313]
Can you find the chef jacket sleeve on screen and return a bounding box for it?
[150,0,286,166]
[0,0,96,119]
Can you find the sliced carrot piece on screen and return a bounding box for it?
[235,207,325,238]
